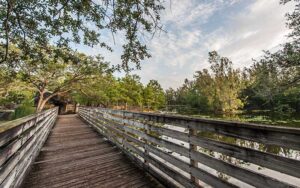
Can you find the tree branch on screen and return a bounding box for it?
[0,0,13,64]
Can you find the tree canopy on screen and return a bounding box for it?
[0,44,111,111]
[0,0,165,70]
[73,74,165,110]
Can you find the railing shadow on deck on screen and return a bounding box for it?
[78,107,300,188]
[0,108,58,188]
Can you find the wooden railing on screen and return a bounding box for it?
[79,107,300,188]
[0,108,58,188]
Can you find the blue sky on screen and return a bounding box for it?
[74,0,294,89]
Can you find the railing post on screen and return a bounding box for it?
[188,122,198,186]
[121,111,126,148]
[143,116,150,170]
[88,107,93,125]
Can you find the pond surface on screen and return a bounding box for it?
[169,110,300,128]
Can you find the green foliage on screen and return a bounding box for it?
[74,75,165,111]
[199,51,244,113]
[168,51,244,114]
[281,0,300,42]
[0,43,112,112]
[166,79,209,113]
[12,99,35,119]
[143,80,165,110]
[0,0,165,70]
[241,0,300,114]
[73,74,119,107]
[118,75,144,108]
[0,89,36,119]
[242,51,300,113]
[167,47,299,115]
[0,69,34,108]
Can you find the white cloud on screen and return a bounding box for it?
[207,0,294,67]
[134,0,294,89]
[76,0,295,89]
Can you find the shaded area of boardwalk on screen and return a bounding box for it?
[22,115,162,188]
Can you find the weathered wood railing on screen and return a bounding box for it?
[79,107,300,188]
[0,108,58,188]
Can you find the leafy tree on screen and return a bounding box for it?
[194,51,244,113]
[0,0,165,70]
[183,85,209,112]
[74,75,165,110]
[165,87,177,106]
[176,79,192,106]
[165,51,244,115]
[73,74,119,107]
[243,50,300,113]
[0,66,11,98]
[12,97,36,119]
[0,64,33,107]
[242,0,300,113]
[245,55,283,109]
[143,80,165,110]
[281,0,300,42]
[276,0,300,86]
[11,44,110,112]
[118,74,143,109]
[171,79,208,113]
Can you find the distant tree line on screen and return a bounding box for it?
[73,74,166,111]
[166,0,300,115]
[166,50,299,115]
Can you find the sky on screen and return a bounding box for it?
[75,0,295,89]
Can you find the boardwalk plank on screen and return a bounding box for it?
[21,114,162,188]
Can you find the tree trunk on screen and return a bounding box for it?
[36,91,45,112]
[37,99,48,112]
[36,92,57,112]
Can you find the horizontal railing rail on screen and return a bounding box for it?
[0,107,58,188]
[78,107,300,188]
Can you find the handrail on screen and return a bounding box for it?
[78,107,300,188]
[0,107,58,188]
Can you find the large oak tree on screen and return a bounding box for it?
[9,44,111,112]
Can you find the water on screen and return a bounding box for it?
[166,109,300,128]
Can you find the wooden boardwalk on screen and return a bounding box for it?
[21,115,162,188]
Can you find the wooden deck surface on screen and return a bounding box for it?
[21,115,162,188]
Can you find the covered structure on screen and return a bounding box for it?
[35,92,77,114]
